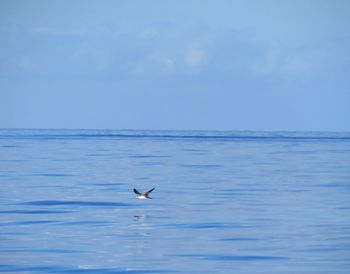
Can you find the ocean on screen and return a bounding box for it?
[0,129,349,273]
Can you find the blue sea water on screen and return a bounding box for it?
[0,129,350,273]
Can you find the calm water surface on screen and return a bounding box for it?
[0,129,350,273]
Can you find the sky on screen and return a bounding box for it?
[1,0,349,131]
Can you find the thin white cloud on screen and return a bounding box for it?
[140,27,159,39]
[283,49,323,74]
[250,44,326,79]
[17,56,33,70]
[30,26,85,37]
[250,45,282,75]
[133,53,177,74]
[185,47,206,67]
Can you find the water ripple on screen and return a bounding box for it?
[0,248,85,254]
[0,264,175,273]
[0,220,59,226]
[0,210,72,214]
[176,254,290,261]
[19,200,133,207]
[160,222,251,229]
[34,173,75,177]
[219,237,260,241]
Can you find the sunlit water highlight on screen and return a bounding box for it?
[0,129,350,273]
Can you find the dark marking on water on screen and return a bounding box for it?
[129,155,169,158]
[0,159,26,162]
[297,246,350,253]
[86,153,116,157]
[0,265,65,273]
[219,237,260,241]
[175,254,290,261]
[161,222,251,230]
[0,210,72,214]
[59,220,113,226]
[1,129,350,143]
[182,164,223,169]
[0,264,175,273]
[0,145,18,148]
[336,207,350,210]
[19,200,133,207]
[286,189,310,193]
[0,248,85,254]
[34,173,75,177]
[0,220,59,226]
[93,183,125,186]
[317,183,350,189]
[216,191,255,196]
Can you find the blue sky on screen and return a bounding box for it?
[1,0,349,131]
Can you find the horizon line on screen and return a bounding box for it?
[1,127,350,134]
